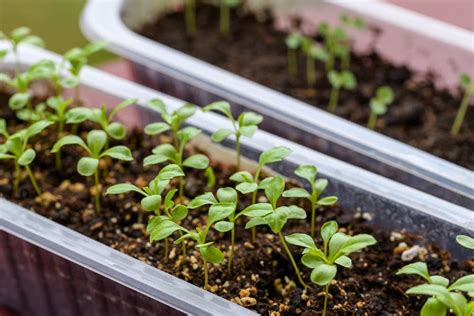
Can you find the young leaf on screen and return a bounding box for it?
[106,183,145,196]
[396,262,432,282]
[77,157,99,176]
[318,196,338,206]
[100,146,133,161]
[215,221,234,233]
[295,165,317,184]
[150,220,182,242]
[321,221,338,245]
[203,101,232,119]
[182,154,209,169]
[285,233,317,249]
[188,192,218,209]
[211,128,233,142]
[17,148,35,166]
[282,187,311,198]
[141,195,162,212]
[259,146,292,166]
[157,164,185,180]
[456,235,474,250]
[200,245,225,264]
[51,135,88,153]
[144,122,170,135]
[310,263,337,286]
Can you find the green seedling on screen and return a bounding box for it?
[0,59,54,111]
[451,73,473,136]
[367,86,394,130]
[184,0,196,34]
[204,166,216,190]
[285,32,303,79]
[51,129,133,214]
[318,22,347,72]
[88,99,137,140]
[241,176,308,288]
[188,187,246,273]
[283,165,338,238]
[63,41,108,102]
[327,70,357,113]
[0,120,53,197]
[230,146,292,242]
[203,101,262,170]
[220,0,240,35]
[456,235,474,250]
[339,14,366,69]
[148,202,226,289]
[286,221,377,315]
[397,261,474,316]
[0,27,45,74]
[106,164,186,258]
[35,59,80,96]
[301,37,329,87]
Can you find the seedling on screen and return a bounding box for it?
[327,70,357,113]
[397,261,474,316]
[285,32,303,79]
[283,165,338,238]
[318,22,347,72]
[220,0,240,35]
[204,166,216,190]
[367,86,394,130]
[456,235,474,250]
[148,202,226,289]
[301,37,329,87]
[51,129,133,214]
[89,99,137,140]
[203,101,262,170]
[0,27,45,74]
[230,146,292,242]
[0,120,53,197]
[286,221,377,315]
[184,0,196,34]
[106,164,186,258]
[339,14,366,69]
[242,176,308,288]
[63,40,108,102]
[451,73,473,136]
[188,187,244,273]
[36,59,79,96]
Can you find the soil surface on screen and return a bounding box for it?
[139,3,474,170]
[0,93,472,315]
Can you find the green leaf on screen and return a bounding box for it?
[77,157,99,176]
[406,284,450,297]
[456,235,474,250]
[318,196,338,206]
[150,220,181,242]
[216,187,237,203]
[302,251,327,268]
[238,112,263,127]
[340,234,377,255]
[106,183,145,196]
[177,126,201,144]
[60,76,80,88]
[295,165,317,184]
[26,120,54,139]
[334,255,352,268]
[17,148,35,166]
[286,32,302,49]
[108,98,137,121]
[0,153,15,160]
[370,99,387,115]
[83,40,109,56]
[144,154,171,166]
[245,217,266,229]
[285,233,316,249]
[397,262,432,282]
[51,135,88,153]
[87,130,107,156]
[200,245,224,264]
[282,188,310,198]
[0,73,12,84]
[376,86,395,104]
[242,203,273,217]
[328,232,351,260]
[203,101,233,119]
[236,182,258,194]
[22,35,45,47]
[208,203,235,224]
[141,195,161,212]
[9,92,29,110]
[264,176,285,207]
[449,275,474,293]
[310,263,337,286]
[240,125,258,138]
[328,71,341,88]
[266,207,289,233]
[175,103,196,121]
[152,144,178,159]
[258,176,274,190]
[321,221,338,246]
[286,205,307,219]
[314,178,329,195]
[259,146,292,166]
[157,164,185,180]
[164,189,177,209]
[101,146,133,161]
[66,107,92,124]
[11,27,31,42]
[105,122,127,140]
[171,205,188,222]
[215,221,234,232]
[204,166,216,189]
[144,122,170,135]
[147,98,168,116]
[341,71,357,89]
[211,128,233,142]
[188,192,217,209]
[420,297,448,316]
[230,171,254,183]
[182,154,209,169]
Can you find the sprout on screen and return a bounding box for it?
[184,0,196,34]
[63,41,108,102]
[230,146,292,242]
[339,14,366,69]
[203,101,262,170]
[106,164,186,258]
[51,129,133,214]
[451,73,473,136]
[285,32,303,80]
[26,59,79,97]
[283,165,338,238]
[220,0,240,35]
[327,70,357,113]
[301,37,329,87]
[241,176,309,288]
[456,235,474,250]
[0,59,54,111]
[397,261,474,316]
[318,22,347,72]
[0,27,45,74]
[286,221,377,315]
[0,120,53,197]
[204,166,216,190]
[89,98,137,140]
[367,86,394,130]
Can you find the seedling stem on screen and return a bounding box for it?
[278,231,308,288]
[185,0,196,34]
[451,87,471,136]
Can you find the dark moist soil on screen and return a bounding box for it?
[0,93,472,315]
[139,3,474,170]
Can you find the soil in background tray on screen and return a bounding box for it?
[139,3,474,170]
[0,98,471,315]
